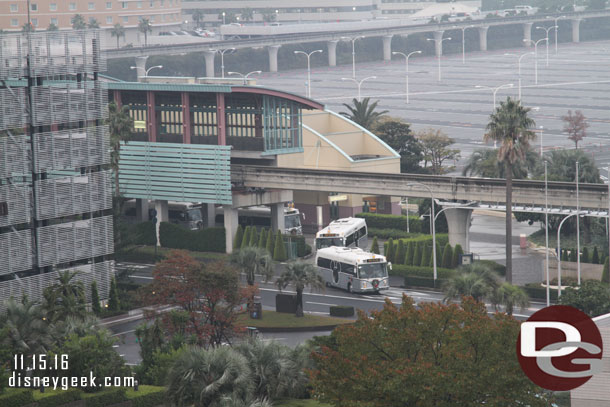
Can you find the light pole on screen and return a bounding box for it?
[130,64,163,77]
[427,35,452,82]
[475,83,514,111]
[535,25,556,67]
[341,35,365,79]
[294,49,323,98]
[576,161,581,285]
[524,38,547,84]
[557,213,577,297]
[406,183,437,284]
[341,76,376,102]
[214,48,235,78]
[548,15,565,55]
[505,52,534,100]
[227,70,262,85]
[544,160,550,306]
[538,125,544,156]
[222,11,226,25]
[392,50,421,104]
[456,25,474,64]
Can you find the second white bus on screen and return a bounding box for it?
[315,217,367,250]
[316,247,390,293]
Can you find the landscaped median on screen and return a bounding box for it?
[236,310,354,332]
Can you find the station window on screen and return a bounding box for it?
[106,2,112,9]
[10,4,18,12]
[88,2,95,10]
[50,18,58,25]
[31,18,38,26]
[123,16,129,23]
[49,3,57,11]
[69,2,76,11]
[137,1,142,8]
[30,3,37,11]
[10,18,18,26]
[122,2,128,9]
[106,16,113,24]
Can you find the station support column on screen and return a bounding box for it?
[523,22,533,47]
[203,51,216,77]
[382,35,393,61]
[224,206,239,253]
[438,202,476,253]
[154,200,169,247]
[267,45,281,73]
[327,40,338,66]
[572,19,581,43]
[478,26,489,51]
[271,203,285,234]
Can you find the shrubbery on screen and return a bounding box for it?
[35,389,82,407]
[355,213,423,232]
[159,222,226,252]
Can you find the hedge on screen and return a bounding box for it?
[404,276,448,289]
[397,234,449,248]
[355,213,423,232]
[391,264,456,280]
[367,228,424,240]
[0,389,34,407]
[523,284,559,302]
[115,245,228,264]
[330,305,355,317]
[126,385,166,407]
[35,388,82,407]
[123,221,157,246]
[476,260,506,277]
[82,387,127,407]
[159,222,225,252]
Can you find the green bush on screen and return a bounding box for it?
[370,236,380,254]
[391,264,456,280]
[233,225,244,250]
[592,246,600,264]
[91,280,101,315]
[452,244,464,268]
[258,228,267,249]
[404,275,447,289]
[441,243,453,269]
[265,229,274,254]
[477,259,506,276]
[330,305,355,317]
[412,242,422,268]
[395,234,449,249]
[387,238,396,262]
[0,389,34,407]
[82,388,127,407]
[108,276,120,312]
[569,248,577,262]
[273,230,287,261]
[523,283,558,301]
[404,241,414,266]
[115,245,227,263]
[290,235,308,258]
[241,226,251,248]
[126,385,166,407]
[395,240,405,265]
[603,257,610,284]
[582,247,590,263]
[249,227,258,247]
[159,222,226,252]
[35,388,82,407]
[367,228,423,240]
[561,249,568,261]
[421,244,431,268]
[430,244,442,268]
[123,221,157,246]
[355,213,422,232]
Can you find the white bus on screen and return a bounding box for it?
[315,217,367,250]
[122,200,205,230]
[316,247,390,293]
[215,205,303,235]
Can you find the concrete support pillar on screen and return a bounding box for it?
[439,202,475,253]
[154,200,168,247]
[478,26,489,52]
[203,50,216,78]
[181,92,191,144]
[523,22,533,47]
[433,31,445,57]
[134,56,148,81]
[203,203,216,228]
[135,199,149,222]
[572,19,581,43]
[267,45,281,72]
[382,35,393,61]
[271,203,285,234]
[223,206,239,253]
[327,40,338,66]
[147,91,156,142]
[216,93,226,145]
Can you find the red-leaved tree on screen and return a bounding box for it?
[562,109,589,149]
[145,250,252,348]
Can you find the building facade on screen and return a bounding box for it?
[0,30,113,311]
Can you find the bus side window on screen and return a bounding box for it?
[345,233,355,246]
[341,263,354,275]
[317,257,331,268]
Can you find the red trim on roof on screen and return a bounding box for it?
[231,87,324,110]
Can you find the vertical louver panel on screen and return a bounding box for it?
[0,134,30,179]
[0,88,27,131]
[0,184,31,227]
[0,230,33,276]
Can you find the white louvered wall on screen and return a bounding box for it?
[0,184,31,227]
[0,134,30,178]
[0,230,33,276]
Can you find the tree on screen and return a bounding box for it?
[138,18,152,46]
[395,240,406,265]
[261,9,277,23]
[385,238,395,263]
[491,283,530,315]
[405,241,414,265]
[444,262,500,303]
[276,262,324,316]
[374,119,424,173]
[562,110,589,149]
[412,242,422,267]
[240,8,254,22]
[441,243,453,268]
[462,148,539,179]
[257,228,267,249]
[452,244,464,268]
[108,277,120,312]
[230,246,274,287]
[87,18,100,29]
[484,97,536,283]
[603,256,610,283]
[592,246,600,264]
[309,296,551,406]
[233,225,244,250]
[1,297,52,358]
[110,23,125,49]
[569,248,578,262]
[265,229,274,254]
[91,281,101,315]
[71,14,87,30]
[22,22,34,32]
[147,252,248,348]
[47,23,58,31]
[43,270,87,322]
[242,226,252,248]
[421,244,431,267]
[582,246,590,263]
[219,11,238,24]
[273,230,287,261]
[417,128,460,174]
[249,227,258,247]
[106,102,133,197]
[340,98,388,130]
[558,280,610,317]
[370,236,380,254]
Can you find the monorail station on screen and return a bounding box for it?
[108,76,401,252]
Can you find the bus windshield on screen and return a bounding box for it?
[316,237,343,249]
[187,209,202,221]
[358,263,387,279]
[285,214,301,229]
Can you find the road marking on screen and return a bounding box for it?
[307,301,338,307]
[129,275,153,280]
[111,329,136,337]
[259,287,402,304]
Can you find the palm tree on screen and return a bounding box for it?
[340,98,388,130]
[443,263,501,303]
[462,148,539,179]
[106,102,133,197]
[42,270,87,322]
[235,339,289,400]
[1,297,52,358]
[110,23,125,49]
[138,18,152,46]
[71,14,87,30]
[490,282,529,315]
[230,246,274,286]
[276,262,324,317]
[484,97,536,283]
[166,346,252,407]
[87,18,100,29]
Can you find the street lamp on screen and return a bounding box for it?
[392,50,421,104]
[212,47,235,78]
[222,11,226,25]
[504,52,534,100]
[547,15,565,55]
[406,183,437,283]
[523,38,547,84]
[130,64,162,77]
[557,213,577,297]
[426,35,452,82]
[228,70,262,85]
[535,25,557,67]
[538,125,544,156]
[341,35,365,79]
[294,49,323,98]
[474,83,514,111]
[544,160,550,306]
[341,76,376,102]
[576,161,581,285]
[455,25,474,64]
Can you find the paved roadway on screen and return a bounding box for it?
[255,40,610,172]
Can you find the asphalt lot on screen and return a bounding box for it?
[256,39,610,171]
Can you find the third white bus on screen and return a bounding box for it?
[316,247,390,293]
[315,217,367,250]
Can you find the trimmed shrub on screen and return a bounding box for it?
[91,281,101,315]
[367,228,423,240]
[412,242,422,268]
[258,228,267,249]
[249,227,258,247]
[561,249,568,262]
[330,305,355,317]
[395,240,406,265]
[452,244,464,268]
[126,386,166,407]
[569,248,577,262]
[36,389,82,407]
[355,213,423,232]
[273,230,287,262]
[395,234,449,249]
[582,247,590,264]
[233,225,244,250]
[159,222,226,252]
[108,277,120,312]
[603,257,610,284]
[421,244,430,267]
[391,264,456,280]
[123,221,157,246]
[265,228,274,254]
[82,387,127,407]
[441,243,453,269]
[477,259,506,276]
[385,238,395,263]
[404,276,447,289]
[592,246,600,264]
[523,283,559,301]
[0,389,34,407]
[370,236,380,254]
[405,241,414,266]
[241,226,251,248]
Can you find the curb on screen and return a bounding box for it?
[251,323,352,333]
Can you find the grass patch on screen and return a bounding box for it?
[275,399,332,407]
[116,245,228,264]
[237,310,353,329]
